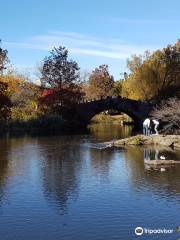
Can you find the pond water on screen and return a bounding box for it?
[0,123,180,240]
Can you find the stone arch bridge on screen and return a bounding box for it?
[73,97,153,127]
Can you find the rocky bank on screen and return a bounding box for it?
[113,134,180,149]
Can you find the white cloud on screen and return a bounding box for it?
[4,31,158,60]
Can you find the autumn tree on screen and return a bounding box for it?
[113,72,129,97]
[127,51,150,73]
[40,46,84,113]
[11,80,40,121]
[0,40,9,75]
[0,82,11,120]
[122,41,180,100]
[0,43,11,120]
[86,64,114,100]
[0,69,41,121]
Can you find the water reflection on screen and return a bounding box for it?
[143,147,180,171]
[123,146,180,199]
[143,146,179,162]
[0,136,38,204]
[39,125,134,213]
[88,123,133,141]
[89,148,115,177]
[2,134,179,210]
[144,148,160,161]
[39,136,82,214]
[0,128,180,240]
[0,138,10,204]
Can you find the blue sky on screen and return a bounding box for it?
[1,0,180,80]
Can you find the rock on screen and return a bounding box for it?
[174,142,180,148]
[114,134,148,146]
[150,135,180,147]
[113,134,180,149]
[144,160,180,165]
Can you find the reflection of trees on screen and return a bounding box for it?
[89,123,133,141]
[0,138,11,203]
[39,136,82,214]
[89,148,114,178]
[0,137,38,204]
[123,146,180,200]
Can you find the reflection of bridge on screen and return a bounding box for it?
[74,97,153,126]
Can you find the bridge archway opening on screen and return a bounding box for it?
[90,109,134,125]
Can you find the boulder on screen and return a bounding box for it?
[145,160,180,165]
[113,134,180,149]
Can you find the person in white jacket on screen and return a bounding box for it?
[152,119,159,135]
[143,118,150,136]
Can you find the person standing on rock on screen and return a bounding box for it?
[152,119,159,135]
[143,118,150,136]
[149,119,154,135]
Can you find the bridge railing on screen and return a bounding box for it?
[76,96,151,105]
[77,95,124,104]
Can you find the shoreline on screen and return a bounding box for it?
[112,134,180,149]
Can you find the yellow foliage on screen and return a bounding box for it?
[0,74,25,97]
[122,45,180,100]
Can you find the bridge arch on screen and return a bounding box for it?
[74,97,153,127]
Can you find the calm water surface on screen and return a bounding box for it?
[0,123,180,240]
